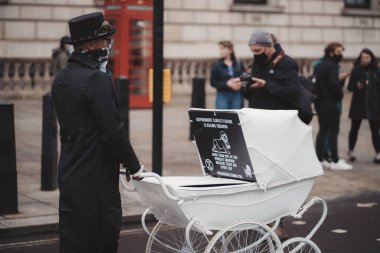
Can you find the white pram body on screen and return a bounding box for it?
[122,108,327,253]
[133,176,314,232]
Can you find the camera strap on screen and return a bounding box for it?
[267,50,285,69]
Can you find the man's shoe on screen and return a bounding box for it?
[320,160,330,168]
[274,224,289,242]
[347,150,356,162]
[330,159,353,171]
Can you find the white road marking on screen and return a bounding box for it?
[356,202,378,208]
[331,229,348,234]
[292,220,307,225]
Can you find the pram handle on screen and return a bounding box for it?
[119,170,181,201]
[137,172,182,201]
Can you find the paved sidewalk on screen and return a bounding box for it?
[1,92,380,236]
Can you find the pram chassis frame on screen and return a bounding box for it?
[119,171,327,253]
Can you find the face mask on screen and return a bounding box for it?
[83,47,109,62]
[65,45,74,55]
[82,41,112,73]
[254,52,268,65]
[333,54,343,63]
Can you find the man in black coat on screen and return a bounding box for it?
[51,12,143,253]
[314,42,352,171]
[241,29,300,110]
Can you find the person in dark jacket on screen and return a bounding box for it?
[347,48,380,163]
[52,36,73,75]
[238,29,300,242]
[314,42,352,171]
[51,12,143,253]
[211,41,244,109]
[241,29,299,110]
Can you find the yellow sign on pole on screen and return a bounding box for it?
[149,69,172,103]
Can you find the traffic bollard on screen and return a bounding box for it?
[116,76,130,139]
[41,92,58,191]
[0,100,18,214]
[189,77,206,140]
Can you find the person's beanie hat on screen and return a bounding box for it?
[248,29,273,47]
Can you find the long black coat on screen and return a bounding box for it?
[314,56,343,112]
[348,65,380,120]
[52,52,141,253]
[244,44,300,110]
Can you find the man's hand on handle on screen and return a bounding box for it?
[123,164,145,182]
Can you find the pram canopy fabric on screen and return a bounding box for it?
[189,108,323,190]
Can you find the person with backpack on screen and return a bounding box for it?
[211,41,245,109]
[347,48,380,163]
[314,42,352,170]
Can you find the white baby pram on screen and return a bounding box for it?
[120,108,327,253]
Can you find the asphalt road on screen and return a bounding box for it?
[1,192,379,253]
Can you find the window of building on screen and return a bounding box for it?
[342,0,380,17]
[233,0,267,4]
[344,0,370,9]
[231,0,283,13]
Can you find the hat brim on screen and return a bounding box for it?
[66,28,116,45]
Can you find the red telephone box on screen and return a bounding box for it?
[105,0,153,108]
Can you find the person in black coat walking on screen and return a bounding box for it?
[52,12,143,253]
[347,48,380,163]
[211,41,245,109]
[314,42,352,171]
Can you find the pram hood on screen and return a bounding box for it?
[189,108,323,190]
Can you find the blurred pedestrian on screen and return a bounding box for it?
[314,42,352,170]
[52,12,143,253]
[52,36,73,75]
[238,29,301,242]
[241,29,299,110]
[347,48,380,163]
[211,41,245,109]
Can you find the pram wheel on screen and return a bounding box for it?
[282,237,321,253]
[145,221,211,253]
[205,221,282,253]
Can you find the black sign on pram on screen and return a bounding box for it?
[189,109,256,182]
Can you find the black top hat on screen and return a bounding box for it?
[66,12,116,45]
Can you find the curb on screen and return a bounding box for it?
[0,214,154,238]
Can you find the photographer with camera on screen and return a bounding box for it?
[238,29,301,242]
[239,29,300,111]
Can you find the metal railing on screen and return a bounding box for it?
[0,58,354,98]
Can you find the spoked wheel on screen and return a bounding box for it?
[282,237,321,253]
[146,221,211,253]
[205,221,282,253]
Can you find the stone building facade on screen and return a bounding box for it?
[0,0,379,59]
[0,0,379,97]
